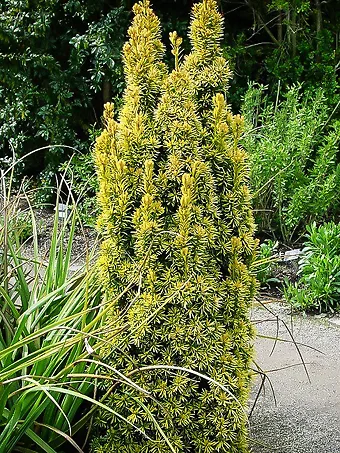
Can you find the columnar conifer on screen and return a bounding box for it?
[92,1,257,452]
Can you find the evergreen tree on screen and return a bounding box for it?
[92,1,258,452]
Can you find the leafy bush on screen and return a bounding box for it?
[0,0,128,184]
[243,83,340,242]
[92,1,258,452]
[284,222,340,312]
[222,0,340,111]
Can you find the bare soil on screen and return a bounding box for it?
[20,207,99,265]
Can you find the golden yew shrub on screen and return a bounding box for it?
[92,1,258,452]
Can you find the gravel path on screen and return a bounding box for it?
[249,299,340,453]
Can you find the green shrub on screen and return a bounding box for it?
[284,222,340,312]
[242,84,340,242]
[0,0,128,182]
[92,1,258,452]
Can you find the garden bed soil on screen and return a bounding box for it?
[20,207,99,266]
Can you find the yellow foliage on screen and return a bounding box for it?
[92,1,257,452]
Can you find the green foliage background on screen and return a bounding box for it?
[0,0,128,181]
[1,0,338,184]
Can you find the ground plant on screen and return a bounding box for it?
[254,239,279,286]
[92,1,258,452]
[285,222,340,312]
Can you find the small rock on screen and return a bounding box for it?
[69,263,83,273]
[283,249,303,262]
[55,202,69,220]
[329,317,340,328]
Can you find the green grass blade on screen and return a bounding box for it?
[25,428,58,453]
[35,423,84,453]
[0,399,22,453]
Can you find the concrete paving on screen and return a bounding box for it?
[249,301,340,453]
